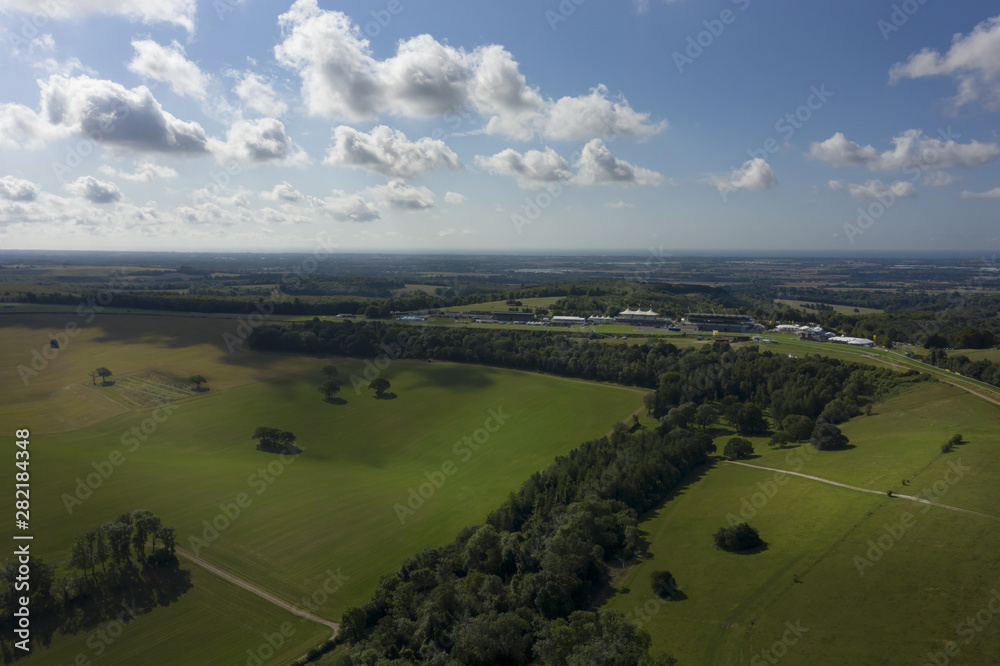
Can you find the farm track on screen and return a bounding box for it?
[176,548,339,639]
[722,460,1000,522]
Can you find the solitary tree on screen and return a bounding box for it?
[713,522,763,552]
[95,367,112,385]
[321,364,339,380]
[650,570,678,599]
[189,374,207,390]
[723,437,754,460]
[810,422,850,451]
[369,377,391,398]
[319,380,341,401]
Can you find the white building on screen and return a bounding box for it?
[828,336,875,347]
[551,316,587,326]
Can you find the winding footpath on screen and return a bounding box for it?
[176,548,340,638]
[723,460,1000,522]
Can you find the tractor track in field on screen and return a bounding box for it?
[722,461,1000,521]
[176,549,339,638]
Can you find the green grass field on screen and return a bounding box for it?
[0,313,646,663]
[603,381,1000,664]
[16,566,331,666]
[775,299,884,315]
[442,296,562,312]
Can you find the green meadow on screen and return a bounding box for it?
[0,314,645,663]
[603,381,1000,665]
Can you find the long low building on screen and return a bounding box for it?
[492,311,536,323]
[550,315,587,326]
[828,336,875,347]
[683,313,764,333]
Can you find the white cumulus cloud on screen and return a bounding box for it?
[209,118,310,167]
[0,0,198,32]
[275,0,664,141]
[324,125,460,178]
[0,176,39,201]
[66,176,122,204]
[261,181,304,202]
[127,40,210,101]
[367,179,435,210]
[706,158,777,195]
[571,139,663,186]
[829,179,916,200]
[310,192,380,222]
[232,72,288,117]
[474,147,572,189]
[889,14,1000,112]
[808,129,999,171]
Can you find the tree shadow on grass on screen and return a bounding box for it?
[374,392,397,400]
[719,542,769,556]
[9,565,193,661]
[323,396,347,405]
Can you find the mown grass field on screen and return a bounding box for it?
[603,381,1000,665]
[775,298,883,315]
[0,313,646,663]
[16,566,331,666]
[442,296,562,312]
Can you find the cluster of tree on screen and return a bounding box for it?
[90,367,112,385]
[941,433,963,454]
[713,523,763,552]
[252,427,300,454]
[923,350,1000,389]
[333,424,714,664]
[70,510,177,575]
[546,280,763,319]
[0,510,186,659]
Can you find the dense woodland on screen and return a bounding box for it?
[248,321,913,664]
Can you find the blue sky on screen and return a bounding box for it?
[0,0,997,254]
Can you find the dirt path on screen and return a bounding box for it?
[722,460,1000,522]
[176,548,339,638]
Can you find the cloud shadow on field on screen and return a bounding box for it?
[402,363,497,392]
